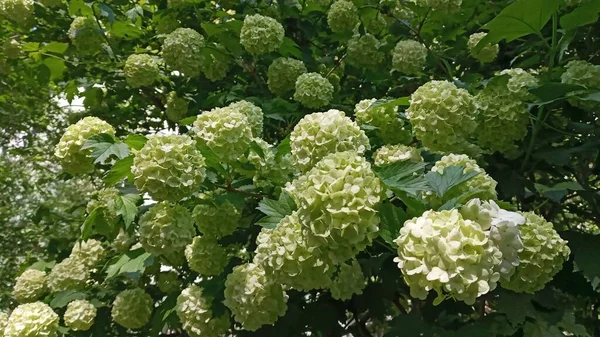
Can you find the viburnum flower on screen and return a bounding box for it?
[12,269,47,303]
[467,32,499,63]
[240,14,284,55]
[391,39,428,75]
[346,34,384,68]
[138,201,195,256]
[354,98,412,145]
[267,57,307,97]
[290,109,370,173]
[286,151,382,263]
[165,91,189,122]
[293,72,334,108]
[408,0,462,12]
[86,187,119,224]
[68,17,104,55]
[185,236,231,276]
[111,289,153,329]
[177,285,231,337]
[113,229,133,253]
[330,259,366,300]
[497,68,539,99]
[372,144,422,167]
[4,302,59,337]
[227,100,264,137]
[192,106,253,162]
[54,117,115,175]
[224,263,288,331]
[123,54,159,88]
[70,239,105,268]
[132,134,206,202]
[162,28,205,77]
[64,299,97,331]
[193,201,242,238]
[561,60,600,111]
[327,0,359,33]
[254,212,335,291]
[501,212,570,294]
[47,258,89,293]
[365,13,387,34]
[0,311,8,334]
[394,209,502,305]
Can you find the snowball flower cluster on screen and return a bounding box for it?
[165,91,189,122]
[0,311,8,334]
[185,236,231,276]
[162,28,205,77]
[123,54,159,88]
[193,201,241,238]
[227,100,264,136]
[406,80,478,155]
[47,258,89,293]
[86,187,119,224]
[327,0,359,33]
[467,32,499,63]
[392,39,428,75]
[132,134,206,202]
[64,299,97,331]
[138,201,195,256]
[4,302,59,337]
[501,212,570,294]
[497,68,538,98]
[254,212,335,291]
[330,259,366,300]
[409,0,462,11]
[193,106,253,162]
[346,34,384,68]
[561,60,600,111]
[70,239,105,268]
[54,117,115,175]
[68,17,104,55]
[224,263,288,331]
[3,38,21,59]
[113,229,133,252]
[366,13,387,34]
[293,72,334,108]
[373,144,422,167]
[354,98,411,144]
[111,289,153,329]
[240,14,284,55]
[394,209,502,305]
[177,285,231,337]
[12,269,47,303]
[287,151,382,263]
[290,109,370,172]
[267,57,307,97]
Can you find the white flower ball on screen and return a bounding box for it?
[123,54,159,88]
[293,72,334,108]
[70,239,105,268]
[47,258,89,293]
[12,269,47,303]
[240,14,285,55]
[467,32,499,63]
[111,289,153,329]
[64,299,97,331]
[138,201,195,256]
[4,302,59,337]
[373,144,422,167]
[391,39,428,75]
[193,107,253,162]
[327,0,359,33]
[267,57,307,97]
[162,28,205,77]
[177,285,231,337]
[330,259,366,300]
[185,236,231,276]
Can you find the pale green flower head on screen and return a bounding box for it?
[293,72,334,108]
[354,98,412,144]
[267,57,307,97]
[64,299,97,331]
[47,258,89,293]
[86,187,119,224]
[12,269,47,303]
[177,285,231,337]
[124,54,159,88]
[331,259,366,300]
[346,34,384,68]
[392,39,428,75]
[240,14,285,55]
[373,144,422,167]
[68,17,104,55]
[70,239,105,268]
[327,0,359,33]
[138,201,195,256]
[497,68,539,99]
[227,100,264,137]
[468,32,499,63]
[3,38,21,59]
[185,236,231,276]
[5,302,59,337]
[111,289,153,329]
[165,92,189,122]
[408,0,462,11]
[561,60,600,111]
[193,201,242,238]
[162,28,205,77]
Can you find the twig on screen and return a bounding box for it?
[326,53,346,78]
[218,183,265,198]
[91,5,117,59]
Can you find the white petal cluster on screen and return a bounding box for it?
[406,80,479,155]
[224,263,288,331]
[4,302,59,337]
[165,91,189,122]
[373,144,422,167]
[290,109,370,173]
[467,32,498,63]
[240,14,284,55]
[227,100,263,136]
[111,289,153,329]
[327,0,359,33]
[162,28,205,77]
[354,98,412,144]
[330,259,366,300]
[193,201,241,238]
[185,236,231,276]
[391,39,428,75]
[176,285,231,337]
[497,68,539,98]
[394,209,502,305]
[0,311,8,334]
[254,212,335,291]
[86,187,119,224]
[138,201,195,256]
[64,299,97,331]
[70,239,105,268]
[561,60,600,111]
[346,34,384,68]
[123,54,159,88]
[267,57,307,97]
[132,134,206,202]
[12,269,47,303]
[501,212,570,294]
[54,117,115,175]
[68,17,104,55]
[113,229,133,253]
[286,151,382,263]
[293,72,334,108]
[47,258,89,293]
[193,107,253,162]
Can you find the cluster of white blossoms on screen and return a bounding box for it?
[193,201,241,238]
[561,60,600,111]
[138,201,195,256]
[330,259,367,300]
[373,144,422,167]
[467,32,499,63]
[290,109,370,172]
[498,68,539,98]
[177,285,231,337]
[354,98,412,144]
[70,239,105,268]
[12,269,47,303]
[346,34,384,68]
[47,258,89,293]
[162,28,205,77]
[185,236,231,276]
[68,17,104,55]
[111,289,154,329]
[327,0,359,33]
[123,54,159,88]
[240,14,284,55]
[87,187,119,224]
[293,72,334,108]
[165,91,189,122]
[132,134,206,202]
[113,228,133,252]
[227,100,264,136]
[392,39,428,75]
[4,302,59,337]
[63,299,97,331]
[267,57,307,97]
[54,117,115,174]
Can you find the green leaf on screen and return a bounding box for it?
[275,136,291,162]
[384,314,437,337]
[198,145,227,176]
[278,37,302,58]
[22,42,40,52]
[250,139,266,159]
[562,232,600,290]
[28,260,56,271]
[82,134,129,164]
[123,134,147,151]
[115,194,140,229]
[81,208,112,240]
[478,0,562,48]
[179,116,196,126]
[425,166,479,198]
[493,290,537,326]
[578,91,600,102]
[105,254,130,279]
[374,161,428,196]
[560,1,600,30]
[43,58,66,79]
[110,21,143,39]
[42,42,69,54]
[68,0,93,17]
[119,251,154,276]
[256,191,297,228]
[378,202,408,245]
[97,3,115,23]
[529,83,588,105]
[201,22,222,37]
[369,97,410,110]
[50,290,87,308]
[534,181,583,201]
[104,155,134,185]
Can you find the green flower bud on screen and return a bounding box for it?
[346,34,384,68]
[12,269,47,303]
[111,289,153,329]
[192,201,242,239]
[64,300,96,331]
[5,302,59,337]
[177,285,231,337]
[293,72,334,108]
[165,92,189,122]
[267,57,307,97]
[185,236,231,276]
[391,39,428,75]
[162,28,205,77]
[68,17,104,55]
[467,32,498,63]
[193,107,253,162]
[373,144,422,167]
[138,201,195,256]
[327,0,359,33]
[365,13,387,34]
[47,258,89,293]
[123,54,159,88]
[240,14,284,55]
[330,259,366,300]
[354,98,412,144]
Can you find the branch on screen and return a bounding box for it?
[218,183,266,198]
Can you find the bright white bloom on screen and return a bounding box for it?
[185,236,231,276]
[177,285,231,337]
[12,269,47,303]
[138,201,195,256]
[4,302,59,337]
[293,72,334,108]
[123,54,159,88]
[373,144,422,167]
[47,258,89,293]
[240,14,284,55]
[70,239,105,268]
[193,107,253,162]
[64,300,97,331]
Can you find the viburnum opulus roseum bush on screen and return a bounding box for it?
[3,0,600,336]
